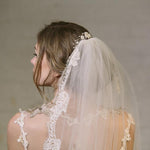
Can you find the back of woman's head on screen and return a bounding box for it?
[33,21,91,97]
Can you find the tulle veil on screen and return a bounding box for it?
[29,34,141,150]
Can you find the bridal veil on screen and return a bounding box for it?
[36,32,141,150]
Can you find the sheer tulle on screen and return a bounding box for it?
[37,37,141,150]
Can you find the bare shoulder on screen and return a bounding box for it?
[109,110,135,150]
[7,111,50,150]
[23,111,49,132]
[119,111,135,150]
[7,112,23,150]
[23,112,49,150]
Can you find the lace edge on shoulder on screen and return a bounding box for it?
[14,108,29,150]
[120,113,135,150]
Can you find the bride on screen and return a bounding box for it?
[7,21,141,150]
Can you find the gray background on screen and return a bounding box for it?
[0,0,149,149]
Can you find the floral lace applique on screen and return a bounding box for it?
[60,108,109,126]
[120,113,135,150]
[14,108,29,150]
[43,90,70,150]
[60,108,125,127]
[68,47,80,67]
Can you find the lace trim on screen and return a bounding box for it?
[14,108,29,150]
[60,108,122,126]
[120,113,135,150]
[60,109,108,126]
[43,90,70,150]
[42,37,83,150]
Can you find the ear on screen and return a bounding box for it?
[53,71,61,78]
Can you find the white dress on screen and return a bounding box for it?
[14,103,135,150]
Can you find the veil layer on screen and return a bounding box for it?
[32,36,141,150]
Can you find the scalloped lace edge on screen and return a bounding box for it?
[14,108,29,150]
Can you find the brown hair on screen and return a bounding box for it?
[33,21,91,102]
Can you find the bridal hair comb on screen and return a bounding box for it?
[73,32,92,49]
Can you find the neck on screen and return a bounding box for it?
[54,88,58,97]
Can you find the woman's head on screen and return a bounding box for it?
[30,21,91,100]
